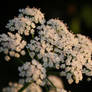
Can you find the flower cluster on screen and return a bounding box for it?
[6,7,45,36]
[18,59,46,86]
[0,7,92,92]
[19,7,45,24]
[0,32,26,61]
[2,82,22,92]
[2,76,67,92]
[2,82,42,92]
[27,19,92,84]
[6,17,36,36]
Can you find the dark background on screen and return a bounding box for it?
[0,0,92,92]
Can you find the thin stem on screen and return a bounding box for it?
[18,82,31,92]
[46,77,57,91]
[45,85,49,92]
[32,34,34,39]
[26,48,32,59]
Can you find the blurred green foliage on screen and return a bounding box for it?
[69,4,92,34]
[81,5,92,28]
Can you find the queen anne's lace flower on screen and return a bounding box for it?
[1,7,92,92]
[18,59,46,86]
[23,83,42,92]
[6,7,45,36]
[0,32,26,61]
[27,40,61,68]
[2,82,23,92]
[2,82,42,92]
[47,19,78,50]
[19,7,45,24]
[6,17,36,36]
[27,18,92,84]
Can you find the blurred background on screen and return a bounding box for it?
[0,0,92,92]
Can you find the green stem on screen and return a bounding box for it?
[18,82,31,92]
[45,85,49,92]
[46,77,57,91]
[32,34,34,39]
[26,48,32,59]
